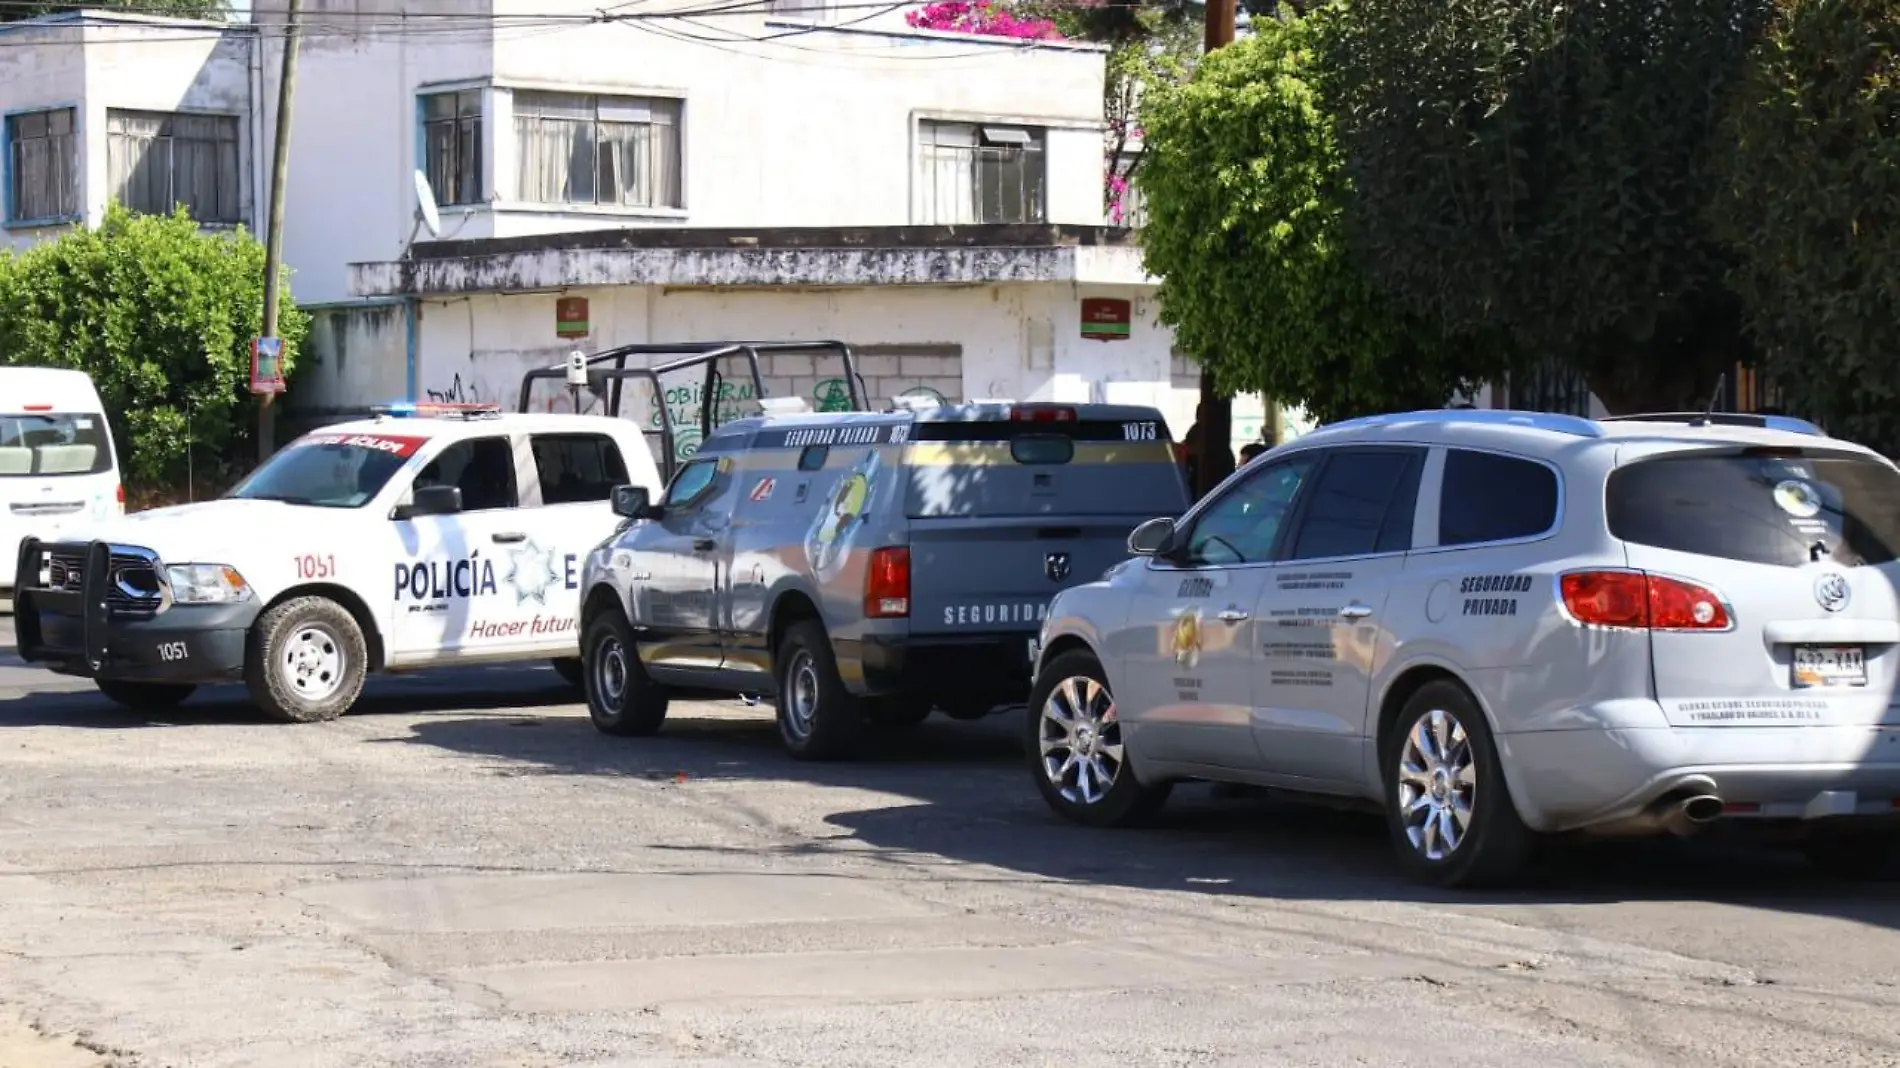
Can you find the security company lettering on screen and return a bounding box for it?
[766,424,911,449]
[943,601,1049,626]
[1460,573,1532,617]
[395,538,580,607]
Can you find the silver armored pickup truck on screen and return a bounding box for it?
[577,399,1192,760]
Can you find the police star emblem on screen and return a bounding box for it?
[504,538,559,605]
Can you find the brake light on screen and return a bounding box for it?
[865,546,910,618]
[22,403,50,412]
[115,483,124,506]
[1559,570,1730,630]
[1009,405,1077,423]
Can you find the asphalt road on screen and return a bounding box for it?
[2,612,1899,1067]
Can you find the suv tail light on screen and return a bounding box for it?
[1009,405,1077,423]
[865,546,910,618]
[1559,570,1731,631]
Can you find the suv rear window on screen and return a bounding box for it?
[0,412,112,477]
[1607,450,1900,567]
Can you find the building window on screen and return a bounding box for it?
[106,109,240,224]
[8,108,77,222]
[917,120,1045,225]
[421,89,483,207]
[514,91,683,209]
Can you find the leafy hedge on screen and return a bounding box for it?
[1136,0,1900,445]
[1715,0,1900,452]
[0,204,307,493]
[1137,19,1510,422]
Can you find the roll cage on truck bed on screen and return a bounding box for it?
[517,340,870,481]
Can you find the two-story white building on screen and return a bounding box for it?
[0,4,1288,462]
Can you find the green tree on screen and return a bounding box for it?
[1714,0,1900,452]
[1137,18,1506,423]
[1,0,228,20]
[0,204,306,492]
[1316,0,1772,413]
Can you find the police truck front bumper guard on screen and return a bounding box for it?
[12,537,257,684]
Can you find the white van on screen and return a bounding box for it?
[0,367,124,597]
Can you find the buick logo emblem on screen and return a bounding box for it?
[1814,572,1851,613]
[1045,552,1071,582]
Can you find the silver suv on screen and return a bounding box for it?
[1026,409,1900,887]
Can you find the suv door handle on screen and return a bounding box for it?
[1338,603,1372,619]
[693,538,717,552]
[491,531,526,544]
[1217,608,1250,623]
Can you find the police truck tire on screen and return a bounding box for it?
[583,610,668,737]
[95,679,196,710]
[775,620,863,761]
[550,657,584,691]
[245,596,369,724]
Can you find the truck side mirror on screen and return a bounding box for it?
[611,484,653,520]
[407,484,463,517]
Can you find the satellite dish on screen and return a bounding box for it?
[412,169,441,238]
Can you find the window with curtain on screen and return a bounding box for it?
[916,120,1046,225]
[514,91,683,209]
[106,109,240,224]
[421,89,483,206]
[9,107,77,222]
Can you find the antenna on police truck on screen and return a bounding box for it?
[1692,372,1726,427]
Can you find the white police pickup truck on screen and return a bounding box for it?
[11,402,662,722]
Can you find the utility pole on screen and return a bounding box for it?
[257,0,303,462]
[1192,0,1238,497]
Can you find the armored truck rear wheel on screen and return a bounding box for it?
[775,620,863,761]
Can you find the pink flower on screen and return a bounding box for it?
[906,0,1065,40]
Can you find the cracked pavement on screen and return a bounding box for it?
[1,611,1898,1067]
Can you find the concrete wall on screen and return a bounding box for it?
[253,0,1108,305]
[0,17,254,248]
[293,301,411,416]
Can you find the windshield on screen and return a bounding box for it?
[0,412,113,477]
[228,431,426,508]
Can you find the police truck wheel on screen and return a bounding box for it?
[583,611,668,737]
[775,620,863,761]
[550,657,584,691]
[245,596,368,724]
[95,679,196,711]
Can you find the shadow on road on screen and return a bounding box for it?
[0,668,585,728]
[395,706,1900,932]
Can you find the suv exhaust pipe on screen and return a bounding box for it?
[1679,795,1723,824]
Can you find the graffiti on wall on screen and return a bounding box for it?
[425,373,494,406]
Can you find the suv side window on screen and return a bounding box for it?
[662,457,720,511]
[1286,447,1425,560]
[1438,448,1558,546]
[531,432,629,505]
[1182,454,1319,566]
[413,436,517,511]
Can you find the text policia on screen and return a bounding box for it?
[393,538,583,641]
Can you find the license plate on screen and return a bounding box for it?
[1793,645,1866,688]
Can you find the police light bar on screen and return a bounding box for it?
[371,401,502,419]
